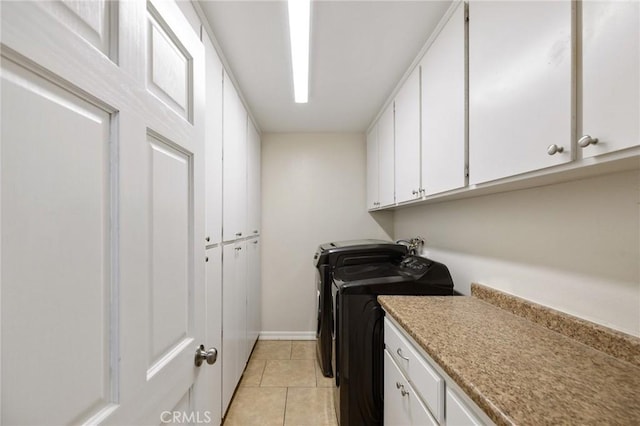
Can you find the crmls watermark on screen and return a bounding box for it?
[160,411,212,424]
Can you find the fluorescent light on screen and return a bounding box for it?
[288,0,310,103]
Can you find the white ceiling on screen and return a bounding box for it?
[198,0,452,133]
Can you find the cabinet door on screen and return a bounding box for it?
[204,33,223,245]
[581,1,639,158]
[395,67,422,202]
[247,119,261,236]
[384,351,438,426]
[421,2,467,196]
[446,388,483,426]
[366,125,380,209]
[201,246,222,426]
[223,77,248,242]
[246,237,261,355]
[469,1,573,184]
[222,241,247,412]
[378,103,396,207]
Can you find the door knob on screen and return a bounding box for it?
[578,135,599,148]
[194,344,218,367]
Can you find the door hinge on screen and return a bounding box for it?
[464,166,469,178]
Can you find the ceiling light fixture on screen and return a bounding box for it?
[288,0,310,103]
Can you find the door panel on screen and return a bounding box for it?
[1,57,115,425]
[35,0,117,60]
[147,5,192,121]
[148,135,193,372]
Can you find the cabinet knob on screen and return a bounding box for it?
[253,230,259,234]
[547,144,564,155]
[578,135,599,148]
[205,236,210,242]
[205,257,209,262]
[412,189,419,196]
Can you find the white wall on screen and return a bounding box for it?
[261,133,393,335]
[394,170,640,336]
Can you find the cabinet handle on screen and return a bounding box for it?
[412,189,419,196]
[578,135,599,148]
[235,232,243,237]
[396,348,410,361]
[205,236,210,242]
[253,230,259,234]
[547,144,564,155]
[205,257,209,262]
[396,382,409,397]
[235,247,242,251]
[252,240,258,245]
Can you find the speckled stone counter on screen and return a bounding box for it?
[379,288,640,426]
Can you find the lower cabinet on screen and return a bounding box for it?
[221,238,262,416]
[384,350,438,426]
[246,237,261,355]
[384,317,491,426]
[222,241,247,413]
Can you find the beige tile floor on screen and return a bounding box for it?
[223,340,337,426]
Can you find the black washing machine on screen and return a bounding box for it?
[331,256,456,426]
[313,240,407,378]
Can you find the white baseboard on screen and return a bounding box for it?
[258,331,316,341]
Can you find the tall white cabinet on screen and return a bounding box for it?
[202,22,262,421]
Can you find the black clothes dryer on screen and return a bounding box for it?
[313,240,407,378]
[331,256,456,426]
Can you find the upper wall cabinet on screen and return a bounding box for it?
[394,67,422,203]
[581,1,639,158]
[223,75,248,242]
[366,125,380,209]
[204,33,223,245]
[378,103,396,207]
[420,2,467,196]
[468,1,573,185]
[247,118,261,236]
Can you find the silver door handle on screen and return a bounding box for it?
[397,348,409,361]
[194,344,218,367]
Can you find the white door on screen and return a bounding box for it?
[222,77,248,242]
[366,125,380,209]
[247,119,261,237]
[246,237,261,355]
[421,2,467,196]
[469,0,573,184]
[378,104,396,207]
[196,246,223,426]
[204,31,224,246]
[222,241,247,414]
[581,0,639,158]
[394,67,422,203]
[1,1,210,424]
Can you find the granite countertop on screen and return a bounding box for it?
[379,290,640,426]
